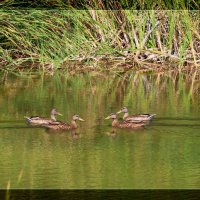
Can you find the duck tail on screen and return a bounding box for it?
[24,116,31,122]
[150,114,156,118]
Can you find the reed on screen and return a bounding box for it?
[0,10,199,74]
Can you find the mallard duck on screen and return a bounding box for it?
[24,108,62,125]
[43,114,84,131]
[105,113,146,128]
[117,107,156,122]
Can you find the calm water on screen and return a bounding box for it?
[0,71,200,189]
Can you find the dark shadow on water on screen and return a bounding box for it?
[151,123,200,127]
[0,126,42,129]
[0,120,26,123]
[155,117,200,120]
[1,123,200,130]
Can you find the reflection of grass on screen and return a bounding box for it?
[6,180,10,200]
[0,71,200,121]
[4,165,24,199]
[0,10,199,73]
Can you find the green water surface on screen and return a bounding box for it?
[0,71,199,189]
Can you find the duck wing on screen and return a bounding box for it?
[30,116,41,119]
[125,114,156,121]
[124,118,143,123]
[25,116,53,125]
[47,120,70,125]
[118,121,145,128]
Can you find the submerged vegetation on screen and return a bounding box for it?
[0,5,199,74]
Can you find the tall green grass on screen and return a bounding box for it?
[0,10,199,73]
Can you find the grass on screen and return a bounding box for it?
[0,10,199,74]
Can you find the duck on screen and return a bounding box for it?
[43,114,84,131]
[105,113,146,128]
[24,108,62,125]
[117,107,156,122]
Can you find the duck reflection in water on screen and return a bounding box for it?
[106,127,117,138]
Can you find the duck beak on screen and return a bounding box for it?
[78,117,85,121]
[105,116,110,120]
[57,112,63,116]
[116,110,121,114]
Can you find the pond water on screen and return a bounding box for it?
[0,71,199,189]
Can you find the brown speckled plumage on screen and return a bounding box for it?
[25,108,62,125]
[117,107,156,122]
[43,114,84,130]
[105,113,146,129]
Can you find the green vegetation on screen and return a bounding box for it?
[0,0,199,192]
[0,9,199,74]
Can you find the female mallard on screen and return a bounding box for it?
[43,114,84,131]
[25,108,62,125]
[105,113,146,128]
[117,107,156,122]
